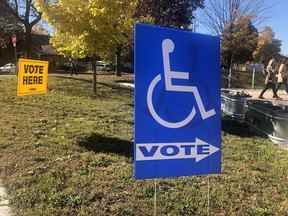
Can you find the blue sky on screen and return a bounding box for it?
[197,0,288,55]
[264,0,288,55]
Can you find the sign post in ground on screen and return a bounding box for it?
[17,58,49,96]
[134,23,221,214]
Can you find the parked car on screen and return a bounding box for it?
[96,61,112,71]
[0,63,16,73]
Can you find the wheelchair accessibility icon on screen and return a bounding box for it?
[147,39,216,129]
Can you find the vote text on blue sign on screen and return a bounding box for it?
[134,24,221,180]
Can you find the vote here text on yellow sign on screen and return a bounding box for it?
[17,58,49,96]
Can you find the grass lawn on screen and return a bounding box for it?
[0,74,288,216]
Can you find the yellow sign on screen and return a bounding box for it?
[17,58,49,96]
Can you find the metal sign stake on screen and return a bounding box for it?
[207,176,210,216]
[154,179,157,216]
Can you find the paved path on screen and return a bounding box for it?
[0,181,11,216]
[237,89,288,105]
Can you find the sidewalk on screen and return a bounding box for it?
[0,180,11,216]
[118,83,288,106]
[242,89,288,105]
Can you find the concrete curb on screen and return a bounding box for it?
[118,82,135,89]
[0,181,11,216]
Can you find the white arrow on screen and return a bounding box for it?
[135,138,220,162]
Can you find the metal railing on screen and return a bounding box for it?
[222,69,265,89]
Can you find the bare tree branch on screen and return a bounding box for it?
[31,12,42,26]
[25,0,32,23]
[13,0,18,15]
[201,0,275,35]
[3,0,24,22]
[4,0,43,56]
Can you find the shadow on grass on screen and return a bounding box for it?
[53,75,132,89]
[52,75,132,98]
[77,133,132,158]
[222,117,265,138]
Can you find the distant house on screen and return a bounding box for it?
[31,33,50,57]
[0,1,23,66]
[40,45,63,73]
[0,27,64,73]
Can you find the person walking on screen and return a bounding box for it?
[69,59,77,76]
[259,58,281,99]
[276,59,288,94]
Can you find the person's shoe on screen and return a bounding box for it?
[259,96,264,99]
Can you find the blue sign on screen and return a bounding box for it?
[134,24,221,180]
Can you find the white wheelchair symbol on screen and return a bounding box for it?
[147,39,216,129]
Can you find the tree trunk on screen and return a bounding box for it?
[115,46,122,77]
[24,24,32,58]
[92,60,97,94]
[115,54,118,76]
[228,53,234,89]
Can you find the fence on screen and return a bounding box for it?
[222,68,265,89]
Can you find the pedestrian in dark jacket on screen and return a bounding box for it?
[69,59,78,76]
[259,58,281,99]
